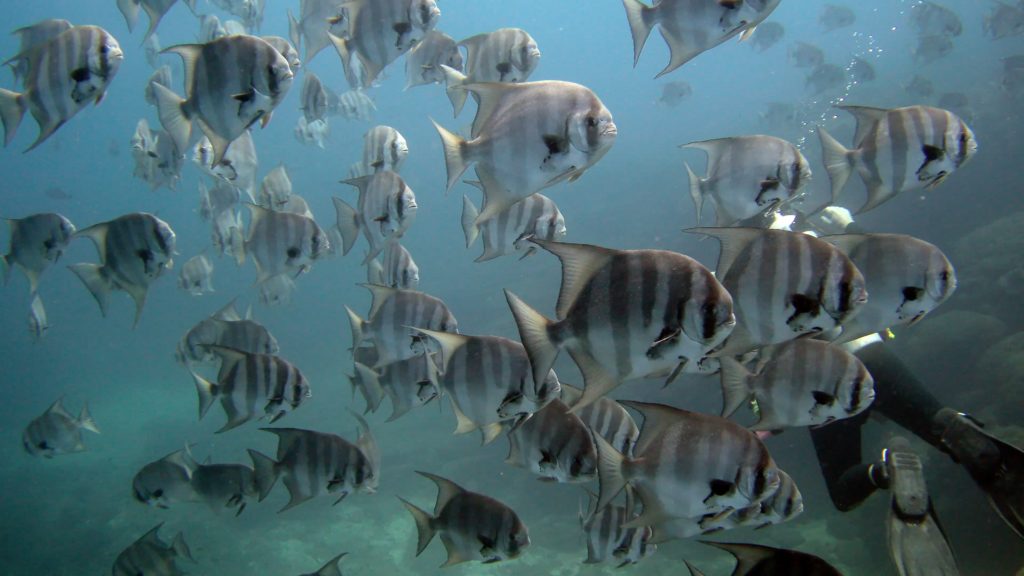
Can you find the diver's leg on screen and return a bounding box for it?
[809,410,884,511]
[853,340,944,446]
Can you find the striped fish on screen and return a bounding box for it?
[433,81,617,224]
[593,401,783,543]
[176,301,279,365]
[333,170,418,264]
[193,130,259,202]
[350,354,439,421]
[116,0,196,41]
[719,339,875,430]
[144,65,172,107]
[131,447,197,508]
[442,27,541,115]
[2,212,75,294]
[327,87,376,120]
[689,227,867,356]
[262,36,301,72]
[405,30,463,90]
[818,105,977,214]
[188,458,258,516]
[190,345,311,433]
[329,0,440,88]
[22,397,99,458]
[301,71,328,122]
[132,125,183,192]
[28,294,48,340]
[178,254,214,295]
[346,284,458,368]
[561,384,638,457]
[412,328,561,444]
[700,542,842,576]
[288,0,346,64]
[5,19,73,87]
[623,0,780,77]
[294,116,329,148]
[258,164,293,209]
[579,488,656,566]
[718,469,803,530]
[153,34,293,165]
[683,135,811,227]
[506,398,596,483]
[247,417,380,511]
[400,471,530,567]
[69,212,176,326]
[111,524,193,576]
[362,125,408,173]
[505,239,735,411]
[461,188,566,262]
[383,242,419,289]
[0,25,123,151]
[299,553,347,576]
[823,233,956,344]
[237,203,329,283]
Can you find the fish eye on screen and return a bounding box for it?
[287,247,299,258]
[586,116,597,127]
[153,489,163,498]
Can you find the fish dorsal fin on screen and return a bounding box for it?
[315,552,348,576]
[457,33,488,63]
[532,239,615,319]
[260,427,310,459]
[684,560,707,576]
[463,82,517,137]
[340,174,372,204]
[163,44,203,100]
[408,328,468,374]
[820,233,869,256]
[559,382,584,405]
[416,471,466,516]
[449,396,479,435]
[163,448,196,476]
[350,411,380,480]
[684,227,765,278]
[360,283,399,320]
[838,105,887,148]
[137,523,166,547]
[701,541,776,573]
[681,137,734,176]
[211,297,242,321]
[46,396,71,418]
[619,400,686,456]
[73,222,110,262]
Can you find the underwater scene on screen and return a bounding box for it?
[1,0,1023,574]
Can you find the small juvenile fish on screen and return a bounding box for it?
[333,170,417,264]
[405,29,462,90]
[22,397,99,457]
[750,21,784,53]
[178,254,214,295]
[258,273,296,306]
[299,553,347,576]
[657,80,692,107]
[909,1,962,37]
[193,130,259,202]
[294,116,329,148]
[189,458,259,516]
[176,300,279,365]
[237,204,330,283]
[461,188,566,262]
[144,32,161,67]
[262,36,301,72]
[849,56,875,83]
[258,164,293,209]
[442,27,541,115]
[805,63,845,95]
[362,125,409,173]
[329,0,440,87]
[301,71,328,122]
[788,41,824,68]
[819,4,855,32]
[382,242,419,289]
[346,285,458,368]
[327,88,376,120]
[131,447,197,508]
[505,398,596,483]
[913,35,953,65]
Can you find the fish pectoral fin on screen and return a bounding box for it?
[232,90,255,102]
[646,326,681,360]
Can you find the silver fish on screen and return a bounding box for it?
[193,129,259,202]
[154,34,293,165]
[350,354,439,421]
[405,30,463,90]
[443,27,541,115]
[346,284,458,368]
[0,25,123,151]
[5,19,73,87]
[237,203,329,283]
[333,170,418,264]
[788,41,824,68]
[279,194,315,219]
[400,472,530,567]
[258,273,297,306]
[414,328,561,444]
[984,2,1024,39]
[683,135,811,227]
[198,181,239,221]
[329,0,440,88]
[28,294,48,340]
[288,0,346,64]
[258,164,293,209]
[299,553,347,576]
[688,227,866,355]
[701,542,842,576]
[749,21,784,52]
[69,212,176,326]
[144,33,161,67]
[506,398,596,483]
[909,1,962,37]
[133,126,183,192]
[719,339,875,429]
[190,345,311,433]
[327,87,376,120]
[806,63,845,94]
[579,488,655,566]
[176,300,279,365]
[913,35,953,65]
[657,80,692,107]
[506,239,735,410]
[144,65,172,107]
[560,384,639,457]
[301,71,328,122]
[294,116,329,148]
[262,35,301,72]
[362,125,408,173]
[434,80,617,224]
[22,397,99,457]
[823,233,956,343]
[461,189,566,262]
[111,524,194,576]
[818,105,977,213]
[2,212,75,294]
[116,0,196,41]
[383,242,419,289]
[132,448,197,508]
[820,4,855,32]
[178,254,214,295]
[188,457,258,515]
[713,469,803,530]
[849,56,875,82]
[247,417,380,511]
[623,0,780,77]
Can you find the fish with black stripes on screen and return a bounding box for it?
[381,242,419,289]
[714,469,803,531]
[346,284,458,368]
[234,203,329,283]
[561,384,639,457]
[4,19,72,87]
[22,397,99,458]
[442,27,541,115]
[193,129,259,202]
[257,164,293,209]
[818,105,976,213]
[111,524,194,576]
[132,447,197,508]
[406,30,462,90]
[461,187,566,262]
[579,487,656,566]
[262,35,301,73]
[176,300,279,365]
[301,71,328,123]
[361,125,408,173]
[178,254,214,295]
[505,398,596,483]
[2,212,75,295]
[186,452,259,516]
[350,354,439,421]
[333,170,417,264]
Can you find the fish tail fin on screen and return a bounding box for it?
[440,64,468,116]
[592,432,628,512]
[68,263,111,318]
[684,161,705,226]
[345,305,367,350]
[247,448,280,501]
[460,195,480,248]
[0,88,26,147]
[189,368,218,420]
[430,118,469,194]
[0,253,10,286]
[78,402,101,434]
[152,83,191,156]
[287,10,301,55]
[817,126,852,205]
[622,0,655,66]
[718,357,753,418]
[352,362,385,414]
[332,197,359,256]
[116,0,141,31]
[398,497,436,556]
[504,290,560,402]
[171,532,194,562]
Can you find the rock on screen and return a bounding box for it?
[953,211,1024,319]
